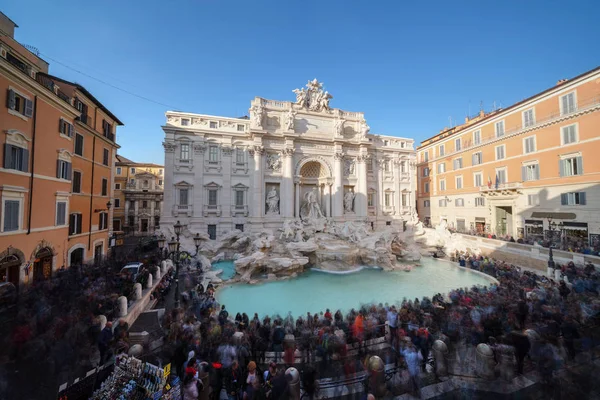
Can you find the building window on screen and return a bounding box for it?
[69,213,83,235]
[57,160,72,180]
[473,130,481,145]
[142,200,148,208]
[439,144,445,156]
[159,169,163,175]
[560,156,583,177]
[523,109,535,128]
[561,124,577,145]
[472,152,482,166]
[208,225,217,240]
[423,151,429,162]
[2,199,20,232]
[179,188,189,206]
[400,142,406,148]
[438,163,445,173]
[116,166,121,175]
[440,180,446,191]
[455,138,461,151]
[400,161,407,173]
[7,89,33,117]
[158,180,163,186]
[208,189,218,205]
[131,167,136,174]
[423,200,430,208]
[235,190,244,206]
[523,136,536,154]
[384,193,391,207]
[561,192,586,206]
[180,143,190,161]
[74,133,84,156]
[560,92,577,115]
[59,118,74,137]
[402,193,408,206]
[384,140,389,146]
[424,182,429,193]
[130,200,135,210]
[3,144,29,172]
[474,172,483,187]
[114,198,121,208]
[522,164,540,181]
[527,194,539,206]
[101,178,108,196]
[236,148,245,164]
[237,124,245,132]
[439,199,447,207]
[115,183,121,190]
[103,148,109,166]
[143,180,149,188]
[235,224,244,232]
[496,168,507,184]
[367,160,374,173]
[210,121,218,129]
[422,167,429,177]
[156,201,160,209]
[181,118,190,126]
[208,146,219,163]
[99,212,108,230]
[495,145,505,160]
[102,120,113,139]
[456,176,463,189]
[475,197,485,207]
[368,193,375,207]
[453,158,462,170]
[455,198,464,207]
[495,120,505,137]
[72,171,82,193]
[129,179,135,184]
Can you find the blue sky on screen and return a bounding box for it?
[4,1,599,164]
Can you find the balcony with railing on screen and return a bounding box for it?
[203,204,222,217]
[479,181,522,193]
[382,205,395,215]
[231,204,249,216]
[77,113,93,128]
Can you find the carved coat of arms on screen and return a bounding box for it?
[292,79,333,112]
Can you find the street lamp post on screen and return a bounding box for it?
[171,221,183,309]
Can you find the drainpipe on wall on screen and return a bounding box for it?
[88,135,96,251]
[27,96,38,235]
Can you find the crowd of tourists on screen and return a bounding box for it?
[163,253,600,399]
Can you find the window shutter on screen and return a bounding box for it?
[559,159,564,177]
[22,149,29,173]
[59,118,63,133]
[521,166,526,181]
[6,89,16,109]
[57,160,62,178]
[24,99,33,117]
[576,156,583,174]
[535,164,540,180]
[560,193,568,205]
[580,192,586,205]
[77,215,82,234]
[3,144,12,169]
[562,95,568,114]
[67,162,72,180]
[68,123,73,138]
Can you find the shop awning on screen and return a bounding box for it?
[530,212,576,220]
[562,221,588,231]
[475,217,486,222]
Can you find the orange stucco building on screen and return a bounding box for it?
[416,66,600,248]
[0,13,122,291]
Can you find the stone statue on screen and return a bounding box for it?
[334,117,345,138]
[266,153,282,172]
[266,186,280,214]
[250,104,264,129]
[280,220,295,240]
[359,118,370,140]
[292,88,308,108]
[300,187,324,221]
[319,91,333,111]
[284,108,296,131]
[343,158,355,176]
[293,79,332,112]
[344,189,355,213]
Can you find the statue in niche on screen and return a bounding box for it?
[266,153,282,172]
[300,187,324,221]
[343,158,355,176]
[344,189,355,213]
[359,118,370,140]
[266,186,280,215]
[334,117,345,138]
[284,108,296,131]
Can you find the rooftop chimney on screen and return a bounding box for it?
[556,79,568,86]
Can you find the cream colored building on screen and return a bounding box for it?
[161,80,416,238]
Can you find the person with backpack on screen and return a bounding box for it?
[219,305,229,327]
[271,320,285,363]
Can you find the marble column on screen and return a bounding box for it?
[192,143,206,228]
[332,152,344,218]
[251,146,264,218]
[356,153,368,217]
[282,149,294,218]
[295,181,300,217]
[377,158,384,218]
[325,182,332,217]
[394,159,401,216]
[221,146,233,218]
[134,200,139,232]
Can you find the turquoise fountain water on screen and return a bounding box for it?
[212,260,236,280]
[217,258,495,318]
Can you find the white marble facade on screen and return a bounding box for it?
[161,80,416,237]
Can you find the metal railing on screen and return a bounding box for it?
[479,181,522,192]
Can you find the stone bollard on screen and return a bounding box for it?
[118,296,128,317]
[155,268,161,281]
[147,274,153,289]
[133,283,142,300]
[285,367,300,400]
[98,315,107,331]
[432,339,449,378]
[161,260,167,274]
[498,345,516,382]
[367,355,386,398]
[475,343,496,380]
[198,362,211,400]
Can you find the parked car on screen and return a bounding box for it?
[0,282,17,309]
[120,262,144,281]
